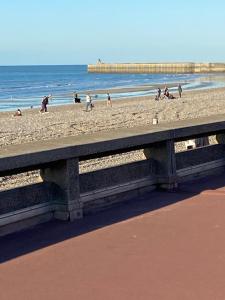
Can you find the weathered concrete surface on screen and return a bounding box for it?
[0,182,60,215]
[80,159,154,193]
[176,144,225,169]
[1,114,225,176]
[41,158,83,220]
[144,140,177,188]
[1,174,225,299]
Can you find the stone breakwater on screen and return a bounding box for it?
[88,62,225,73]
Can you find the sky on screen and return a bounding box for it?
[0,0,225,65]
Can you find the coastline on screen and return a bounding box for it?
[1,76,225,112]
[1,86,225,190]
[0,82,188,112]
[77,82,186,95]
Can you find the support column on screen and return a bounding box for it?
[40,158,83,221]
[144,140,177,189]
[216,133,225,144]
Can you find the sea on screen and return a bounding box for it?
[1,65,225,111]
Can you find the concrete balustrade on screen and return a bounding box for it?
[144,140,177,189]
[1,114,225,236]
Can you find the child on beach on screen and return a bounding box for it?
[164,86,169,97]
[74,92,81,103]
[107,93,112,107]
[162,86,176,100]
[13,109,22,117]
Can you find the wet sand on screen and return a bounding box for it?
[78,82,186,95]
[52,82,186,98]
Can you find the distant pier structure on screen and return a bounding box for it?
[88,62,225,73]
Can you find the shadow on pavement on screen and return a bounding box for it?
[1,173,225,264]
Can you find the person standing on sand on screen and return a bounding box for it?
[157,88,161,99]
[40,94,51,113]
[164,85,168,96]
[178,84,182,98]
[107,93,112,107]
[85,94,92,111]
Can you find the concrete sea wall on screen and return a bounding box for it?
[88,63,225,73]
[2,114,225,236]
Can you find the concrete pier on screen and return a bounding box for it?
[88,62,225,73]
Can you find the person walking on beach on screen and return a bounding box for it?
[178,84,182,98]
[40,94,51,113]
[157,87,161,100]
[85,94,92,111]
[107,93,112,107]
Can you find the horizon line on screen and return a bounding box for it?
[0,64,87,67]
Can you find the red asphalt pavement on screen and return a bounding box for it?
[1,175,225,300]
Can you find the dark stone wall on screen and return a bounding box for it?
[0,182,62,214]
[80,160,155,193]
[176,144,225,170]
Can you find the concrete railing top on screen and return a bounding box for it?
[1,114,225,176]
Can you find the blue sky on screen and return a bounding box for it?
[0,0,225,65]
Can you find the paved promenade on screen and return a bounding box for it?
[1,174,225,299]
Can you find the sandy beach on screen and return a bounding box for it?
[1,86,225,190]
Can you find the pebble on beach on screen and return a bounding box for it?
[0,87,224,190]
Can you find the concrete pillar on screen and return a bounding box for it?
[144,140,177,189]
[195,137,209,147]
[40,158,83,221]
[216,133,225,144]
